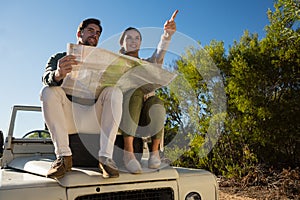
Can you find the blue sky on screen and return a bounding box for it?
[0,0,275,135]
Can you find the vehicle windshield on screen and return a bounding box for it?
[10,107,50,139]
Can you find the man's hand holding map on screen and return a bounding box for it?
[61,43,176,100]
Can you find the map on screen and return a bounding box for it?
[61,43,176,99]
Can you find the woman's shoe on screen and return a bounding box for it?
[148,153,161,169]
[123,151,142,174]
[124,158,142,174]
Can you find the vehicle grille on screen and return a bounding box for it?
[75,187,174,200]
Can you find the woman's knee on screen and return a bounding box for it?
[124,88,144,102]
[132,88,144,97]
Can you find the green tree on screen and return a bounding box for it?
[257,0,300,166]
[161,0,300,178]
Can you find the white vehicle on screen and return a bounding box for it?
[0,105,219,200]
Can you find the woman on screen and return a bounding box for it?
[119,10,178,173]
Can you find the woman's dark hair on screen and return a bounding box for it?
[77,18,102,34]
[119,27,142,54]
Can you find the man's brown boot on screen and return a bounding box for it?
[47,156,72,179]
[99,156,119,178]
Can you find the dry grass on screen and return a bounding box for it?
[218,166,300,200]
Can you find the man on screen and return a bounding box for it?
[40,18,122,179]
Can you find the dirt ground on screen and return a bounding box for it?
[218,186,298,200]
[217,167,300,200]
[219,189,256,200]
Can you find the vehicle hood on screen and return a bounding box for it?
[7,156,179,188]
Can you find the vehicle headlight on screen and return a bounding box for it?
[185,192,201,200]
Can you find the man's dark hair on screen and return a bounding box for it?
[78,18,102,34]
